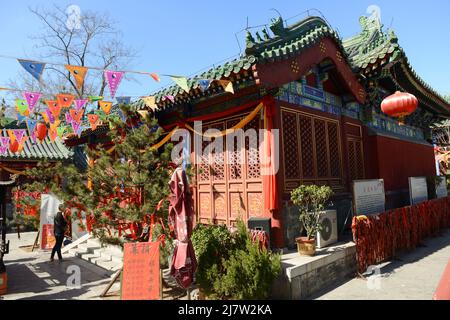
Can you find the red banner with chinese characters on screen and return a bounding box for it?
[41,224,56,250]
[121,242,160,300]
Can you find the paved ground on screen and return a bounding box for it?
[311,228,450,300]
[0,232,190,300]
[1,232,121,300]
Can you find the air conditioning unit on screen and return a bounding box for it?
[316,210,338,249]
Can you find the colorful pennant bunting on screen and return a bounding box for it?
[70,108,84,124]
[88,96,103,103]
[142,96,157,111]
[218,80,234,94]
[137,110,149,119]
[0,137,10,154]
[105,70,125,99]
[165,95,175,103]
[150,73,160,82]
[74,99,88,111]
[198,79,211,92]
[0,145,8,156]
[116,96,131,105]
[57,126,66,138]
[18,59,46,81]
[50,120,61,131]
[57,94,75,108]
[46,100,62,118]
[23,92,41,114]
[170,76,190,93]
[65,112,74,124]
[49,128,58,142]
[118,110,127,122]
[16,99,28,115]
[17,113,27,125]
[71,121,81,136]
[26,119,38,136]
[99,101,112,115]
[13,129,26,143]
[88,114,99,131]
[65,65,88,89]
[45,109,56,124]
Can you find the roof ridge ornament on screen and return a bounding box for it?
[270,16,287,37]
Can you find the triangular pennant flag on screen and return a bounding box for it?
[88,114,99,131]
[26,119,38,136]
[16,99,28,115]
[137,110,149,119]
[104,70,125,99]
[71,121,81,135]
[116,96,131,105]
[50,120,61,132]
[46,100,62,118]
[198,79,211,92]
[13,129,26,143]
[218,80,235,94]
[70,108,84,124]
[142,96,157,111]
[0,137,10,148]
[165,95,175,103]
[7,130,15,144]
[170,76,190,93]
[17,113,27,125]
[88,96,103,103]
[45,109,56,124]
[49,128,58,142]
[65,112,74,124]
[23,92,41,114]
[74,99,88,112]
[57,94,75,108]
[57,126,66,138]
[99,101,112,115]
[65,65,88,89]
[118,110,127,122]
[0,145,8,156]
[150,73,160,82]
[18,59,46,81]
[18,136,28,152]
[30,132,37,144]
[42,112,50,124]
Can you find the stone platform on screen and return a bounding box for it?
[271,241,356,300]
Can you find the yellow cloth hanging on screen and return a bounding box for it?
[184,102,264,138]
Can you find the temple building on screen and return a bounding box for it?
[67,12,450,248]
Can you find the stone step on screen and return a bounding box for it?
[91,257,123,272]
[68,247,88,256]
[80,252,102,263]
[86,239,102,250]
[100,250,123,264]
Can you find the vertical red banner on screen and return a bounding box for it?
[41,224,56,250]
[121,242,160,300]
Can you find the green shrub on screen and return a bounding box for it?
[191,221,281,300]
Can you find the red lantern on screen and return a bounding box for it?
[9,139,19,153]
[35,122,48,141]
[381,91,418,124]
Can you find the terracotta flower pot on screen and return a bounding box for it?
[296,237,316,256]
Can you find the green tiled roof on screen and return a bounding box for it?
[0,124,73,161]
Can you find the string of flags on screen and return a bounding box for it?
[0,54,238,155]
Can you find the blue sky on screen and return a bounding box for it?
[0,0,449,102]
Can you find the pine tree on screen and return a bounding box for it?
[17,104,174,246]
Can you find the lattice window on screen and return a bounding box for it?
[355,140,364,179]
[348,139,358,181]
[299,115,315,178]
[211,123,225,181]
[314,119,328,178]
[328,122,341,178]
[227,118,243,180]
[198,134,211,182]
[245,117,261,179]
[282,111,300,180]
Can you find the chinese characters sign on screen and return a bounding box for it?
[409,177,428,205]
[121,242,160,300]
[41,224,56,250]
[353,179,386,216]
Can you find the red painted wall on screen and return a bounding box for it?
[364,134,436,191]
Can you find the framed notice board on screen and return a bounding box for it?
[353,179,386,216]
[121,242,160,300]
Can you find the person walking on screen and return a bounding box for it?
[50,205,68,262]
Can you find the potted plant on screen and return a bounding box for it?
[290,185,333,256]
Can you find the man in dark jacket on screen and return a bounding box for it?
[50,205,68,262]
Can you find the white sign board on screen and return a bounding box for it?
[436,177,448,199]
[39,193,63,250]
[409,177,428,205]
[353,179,386,215]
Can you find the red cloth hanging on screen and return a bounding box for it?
[168,167,198,289]
[262,96,278,213]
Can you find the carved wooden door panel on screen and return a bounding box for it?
[196,114,263,226]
